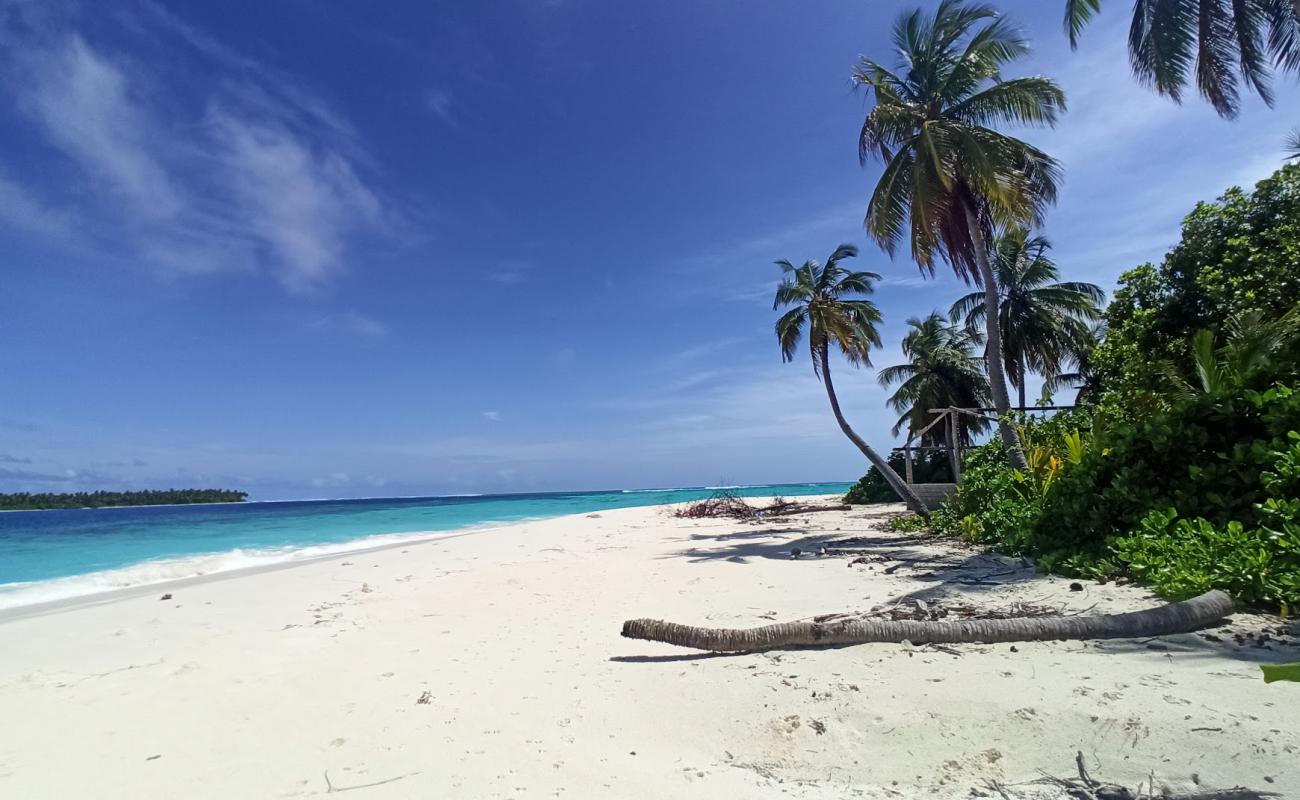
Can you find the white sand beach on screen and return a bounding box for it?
[0,499,1295,798]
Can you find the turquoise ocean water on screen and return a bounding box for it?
[0,483,849,610]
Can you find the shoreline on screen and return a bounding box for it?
[0,499,1294,798]
[0,524,498,623]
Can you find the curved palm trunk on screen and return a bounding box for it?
[621,590,1233,652]
[964,207,1028,469]
[817,347,930,518]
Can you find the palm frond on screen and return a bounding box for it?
[1066,0,1104,48]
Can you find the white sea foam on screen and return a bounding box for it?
[0,526,496,612]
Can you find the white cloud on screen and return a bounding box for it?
[1,18,390,292]
[305,309,389,338]
[425,88,456,125]
[20,36,182,218]
[482,410,502,421]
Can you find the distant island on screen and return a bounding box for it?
[0,489,249,511]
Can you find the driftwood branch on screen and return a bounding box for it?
[621,591,1234,652]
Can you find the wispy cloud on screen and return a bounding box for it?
[482,410,502,422]
[424,88,456,126]
[305,309,390,338]
[0,10,391,292]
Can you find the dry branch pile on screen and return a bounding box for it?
[674,490,848,521]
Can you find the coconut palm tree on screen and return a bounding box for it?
[1065,0,1300,118]
[878,313,991,479]
[949,230,1106,410]
[773,244,929,517]
[1044,321,1107,405]
[854,0,1066,469]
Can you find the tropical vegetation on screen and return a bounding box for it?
[0,489,248,510]
[780,0,1300,616]
[880,313,990,478]
[853,0,1066,468]
[925,165,1300,612]
[949,230,1104,410]
[771,244,929,516]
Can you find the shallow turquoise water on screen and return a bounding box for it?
[0,483,849,609]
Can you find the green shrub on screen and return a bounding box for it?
[888,514,929,533]
[1031,385,1300,566]
[844,451,952,504]
[1113,434,1300,611]
[930,441,1043,551]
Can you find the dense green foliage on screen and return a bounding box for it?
[845,452,953,505]
[0,489,248,510]
[1115,433,1300,610]
[1032,385,1300,571]
[929,165,1300,612]
[1095,165,1300,399]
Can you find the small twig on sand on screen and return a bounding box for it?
[324,770,419,794]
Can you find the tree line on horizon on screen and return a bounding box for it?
[0,489,249,511]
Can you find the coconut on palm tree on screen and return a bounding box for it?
[773,244,930,517]
[879,313,991,481]
[854,0,1066,469]
[1065,0,1300,118]
[949,229,1105,410]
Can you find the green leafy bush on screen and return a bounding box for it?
[1113,434,1300,611]
[1095,164,1300,399]
[844,451,952,504]
[888,514,929,533]
[1032,385,1300,567]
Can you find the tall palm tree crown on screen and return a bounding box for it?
[773,244,930,518]
[774,244,883,373]
[854,0,1065,280]
[854,0,1065,468]
[1066,0,1300,118]
[879,313,991,447]
[949,230,1106,409]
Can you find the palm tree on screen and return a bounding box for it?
[1065,0,1300,118]
[1287,128,1300,160]
[854,0,1066,469]
[773,244,930,517]
[1044,321,1107,405]
[879,313,991,479]
[949,230,1105,410]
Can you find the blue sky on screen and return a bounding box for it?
[1,0,1296,499]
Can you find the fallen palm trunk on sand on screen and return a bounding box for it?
[621,590,1234,652]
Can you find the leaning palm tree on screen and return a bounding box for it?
[949,230,1105,410]
[879,313,991,479]
[854,0,1066,469]
[1065,0,1300,118]
[773,244,929,517]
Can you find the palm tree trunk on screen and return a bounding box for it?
[817,347,930,518]
[963,206,1028,470]
[945,412,960,483]
[1017,354,1027,411]
[949,413,962,482]
[621,590,1233,652]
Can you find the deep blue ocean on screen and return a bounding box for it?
[0,482,849,609]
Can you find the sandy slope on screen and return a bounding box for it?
[0,499,1295,798]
